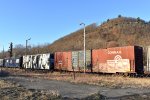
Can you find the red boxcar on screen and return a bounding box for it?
[92,46,143,74]
[54,51,72,71]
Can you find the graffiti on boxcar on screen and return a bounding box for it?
[32,55,38,69]
[23,55,32,69]
[38,54,50,69]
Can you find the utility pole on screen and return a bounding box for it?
[2,46,4,68]
[26,38,31,56]
[80,23,86,73]
[3,46,4,58]
[8,42,13,57]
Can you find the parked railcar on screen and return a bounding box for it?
[23,53,54,70]
[0,59,4,67]
[92,46,143,74]
[23,55,32,69]
[4,57,22,68]
[38,53,54,70]
[1,45,144,75]
[54,50,92,72]
[54,51,72,71]
[72,50,92,72]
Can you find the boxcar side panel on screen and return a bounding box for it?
[54,52,63,70]
[54,52,72,71]
[92,46,137,73]
[0,59,4,67]
[23,55,32,69]
[38,54,51,70]
[72,50,92,72]
[72,51,79,70]
[4,57,21,68]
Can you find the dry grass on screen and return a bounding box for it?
[0,79,32,99]
[0,79,61,100]
[0,80,15,88]
[34,72,150,89]
[1,68,150,89]
[44,73,150,88]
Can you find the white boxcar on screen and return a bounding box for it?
[23,53,54,70]
[37,54,50,69]
[32,55,38,69]
[23,55,32,69]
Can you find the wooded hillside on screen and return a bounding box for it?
[1,16,150,58]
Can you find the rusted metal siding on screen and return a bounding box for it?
[107,46,135,73]
[65,52,72,71]
[54,52,62,70]
[92,46,143,74]
[55,50,92,72]
[92,49,108,73]
[54,51,72,71]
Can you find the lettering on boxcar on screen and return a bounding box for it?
[108,50,122,55]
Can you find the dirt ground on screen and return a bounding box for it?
[1,68,150,100]
[0,80,61,100]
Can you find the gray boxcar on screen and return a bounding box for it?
[72,50,92,72]
[0,59,4,67]
[4,57,22,68]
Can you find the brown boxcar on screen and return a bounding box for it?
[92,46,143,74]
[55,50,92,72]
[54,51,72,71]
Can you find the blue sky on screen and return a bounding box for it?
[0,0,150,52]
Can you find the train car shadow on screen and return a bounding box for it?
[0,70,10,77]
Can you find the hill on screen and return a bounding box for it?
[46,16,150,53]
[1,16,150,58]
